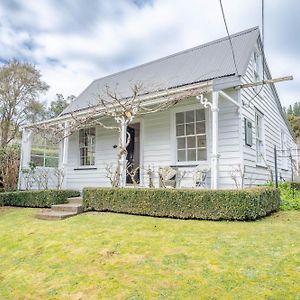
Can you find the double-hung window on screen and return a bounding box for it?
[255,110,265,165]
[79,127,95,166]
[176,109,206,162]
[31,134,59,168]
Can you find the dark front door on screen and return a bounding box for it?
[126,126,140,184]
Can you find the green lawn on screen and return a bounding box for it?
[0,208,299,299]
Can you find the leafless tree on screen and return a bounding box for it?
[126,163,140,188]
[144,165,156,188]
[229,164,246,189]
[53,168,65,189]
[20,164,36,190]
[34,168,50,190]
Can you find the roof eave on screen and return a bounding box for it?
[23,79,214,129]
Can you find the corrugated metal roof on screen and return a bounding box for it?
[62,27,259,114]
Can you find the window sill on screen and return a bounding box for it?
[173,161,209,168]
[170,164,199,168]
[35,166,59,169]
[74,167,97,171]
[256,164,267,169]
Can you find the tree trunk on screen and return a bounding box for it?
[119,118,128,188]
[1,120,10,148]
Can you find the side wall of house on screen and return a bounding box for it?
[241,44,296,186]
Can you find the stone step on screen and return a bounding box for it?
[67,197,83,204]
[51,203,83,213]
[36,210,77,221]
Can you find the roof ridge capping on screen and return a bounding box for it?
[93,26,260,83]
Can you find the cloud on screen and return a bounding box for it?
[0,0,298,106]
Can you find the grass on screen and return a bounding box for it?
[0,208,299,299]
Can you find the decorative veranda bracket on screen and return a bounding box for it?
[196,93,220,112]
[196,94,213,109]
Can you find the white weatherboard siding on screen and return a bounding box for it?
[241,47,296,186]
[217,95,242,188]
[143,109,172,187]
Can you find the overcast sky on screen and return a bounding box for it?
[0,0,298,107]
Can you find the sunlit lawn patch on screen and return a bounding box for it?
[0,208,299,299]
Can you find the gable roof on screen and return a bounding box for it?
[62,27,259,115]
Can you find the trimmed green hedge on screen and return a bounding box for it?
[0,190,80,208]
[83,187,280,221]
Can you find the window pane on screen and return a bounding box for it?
[90,135,95,145]
[186,123,195,135]
[31,155,44,167]
[196,109,205,121]
[90,127,95,136]
[186,110,194,123]
[197,149,207,160]
[196,122,205,134]
[176,112,184,124]
[187,136,196,148]
[197,136,206,147]
[90,154,95,165]
[187,149,196,161]
[177,137,185,149]
[31,147,44,156]
[45,157,59,168]
[177,150,186,162]
[45,148,59,158]
[80,156,85,166]
[176,124,185,136]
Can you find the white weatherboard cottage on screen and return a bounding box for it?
[20,27,296,190]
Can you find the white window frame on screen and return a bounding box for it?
[171,104,209,165]
[255,109,265,166]
[30,136,59,168]
[79,127,96,166]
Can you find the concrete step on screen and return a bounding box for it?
[67,197,83,204]
[51,203,83,213]
[36,210,77,221]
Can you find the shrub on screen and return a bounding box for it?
[290,182,300,191]
[83,187,280,221]
[0,145,20,191]
[277,182,300,211]
[0,190,80,208]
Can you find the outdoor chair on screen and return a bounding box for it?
[193,166,210,188]
[158,166,177,188]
